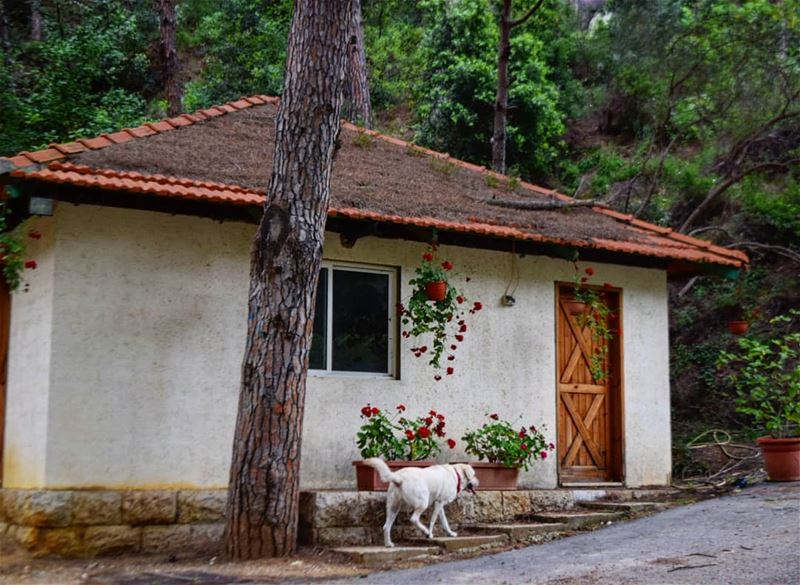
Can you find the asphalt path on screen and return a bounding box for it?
[331,482,800,585]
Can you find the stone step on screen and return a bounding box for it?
[332,545,440,566]
[409,534,508,552]
[579,501,668,512]
[526,510,624,529]
[471,522,569,541]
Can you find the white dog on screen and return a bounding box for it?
[363,458,479,547]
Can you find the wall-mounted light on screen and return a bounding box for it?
[29,197,54,216]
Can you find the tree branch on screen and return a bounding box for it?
[486,197,604,211]
[509,0,546,28]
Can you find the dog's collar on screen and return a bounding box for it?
[455,468,462,494]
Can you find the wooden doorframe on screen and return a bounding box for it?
[554,282,625,484]
[0,279,10,486]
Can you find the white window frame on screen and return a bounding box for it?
[309,260,398,379]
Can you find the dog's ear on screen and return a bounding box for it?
[464,465,477,481]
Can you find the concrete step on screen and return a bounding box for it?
[471,522,569,541]
[579,501,668,512]
[409,534,508,552]
[332,545,440,566]
[526,510,624,529]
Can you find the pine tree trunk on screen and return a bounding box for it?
[344,0,372,127]
[30,0,43,41]
[158,0,182,116]
[491,0,512,174]
[223,0,352,561]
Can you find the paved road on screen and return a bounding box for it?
[332,482,800,585]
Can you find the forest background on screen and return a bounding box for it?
[1,0,798,479]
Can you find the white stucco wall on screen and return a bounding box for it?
[3,203,671,489]
[4,216,55,487]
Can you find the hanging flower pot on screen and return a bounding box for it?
[425,280,447,301]
[564,300,587,316]
[728,320,749,335]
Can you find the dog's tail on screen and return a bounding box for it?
[363,458,403,486]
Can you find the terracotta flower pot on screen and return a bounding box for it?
[728,320,749,335]
[564,300,587,316]
[757,436,800,481]
[352,460,435,491]
[425,281,447,301]
[466,462,519,490]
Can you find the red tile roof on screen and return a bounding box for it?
[1,95,746,270]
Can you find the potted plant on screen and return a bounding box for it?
[399,247,482,378]
[717,310,800,481]
[352,403,456,490]
[728,308,760,335]
[460,414,554,490]
[571,265,617,383]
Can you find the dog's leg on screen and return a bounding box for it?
[427,502,443,537]
[383,502,401,548]
[409,506,432,539]
[438,506,457,537]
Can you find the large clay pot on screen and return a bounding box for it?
[425,281,447,301]
[757,436,800,481]
[728,320,749,335]
[352,460,435,491]
[564,300,587,316]
[467,462,519,490]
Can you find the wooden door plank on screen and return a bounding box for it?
[559,383,605,394]
[562,393,604,466]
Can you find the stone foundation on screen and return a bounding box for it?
[1,486,675,556]
[0,488,226,557]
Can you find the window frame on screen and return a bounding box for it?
[309,259,398,379]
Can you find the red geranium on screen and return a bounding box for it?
[455,334,464,342]
[441,261,453,270]
[446,367,454,375]
[489,413,499,420]
[585,267,594,276]
[447,439,456,449]
[397,404,406,412]
[405,429,415,440]
[24,260,37,269]
[540,451,548,459]
[423,252,434,262]
[360,405,372,417]
[417,427,431,439]
[521,443,528,450]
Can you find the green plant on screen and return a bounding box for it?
[352,131,374,149]
[399,247,482,374]
[461,414,554,471]
[0,203,28,291]
[717,310,800,438]
[572,264,617,383]
[356,404,455,461]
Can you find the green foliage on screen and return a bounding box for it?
[461,414,554,471]
[0,203,25,291]
[717,311,800,438]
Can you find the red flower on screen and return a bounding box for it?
[549,442,555,450]
[437,414,445,421]
[446,367,454,375]
[418,427,431,439]
[371,407,380,416]
[423,252,434,262]
[405,429,415,440]
[459,324,467,333]
[425,417,433,426]
[455,334,464,342]
[489,413,499,420]
[24,260,37,269]
[580,276,588,283]
[429,410,437,416]
[419,346,428,353]
[473,301,482,311]
[28,230,42,240]
[434,375,442,381]
[456,295,464,303]
[521,443,528,451]
[519,430,527,438]
[540,451,548,459]
[585,267,594,276]
[361,406,372,417]
[447,439,456,449]
[447,355,455,361]
[441,261,453,271]
[397,404,406,412]
[450,344,457,351]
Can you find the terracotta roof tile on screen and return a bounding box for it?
[1,95,747,271]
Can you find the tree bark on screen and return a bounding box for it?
[30,0,43,41]
[344,0,372,127]
[158,0,182,116]
[223,0,352,561]
[491,0,512,174]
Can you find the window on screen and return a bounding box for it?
[309,261,397,377]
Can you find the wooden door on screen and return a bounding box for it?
[0,279,9,486]
[556,284,623,483]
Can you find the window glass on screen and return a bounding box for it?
[309,268,327,370]
[332,269,389,373]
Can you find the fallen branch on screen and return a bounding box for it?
[668,563,719,573]
[486,197,604,211]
